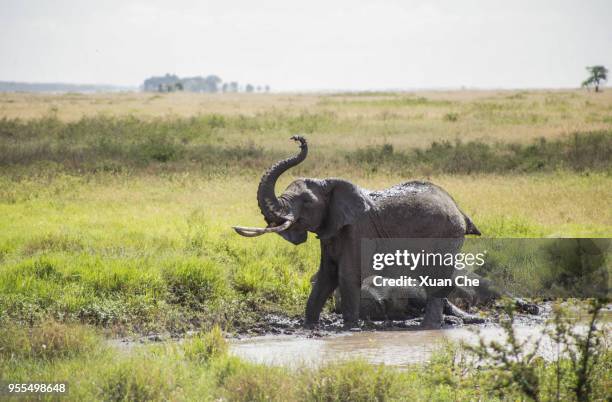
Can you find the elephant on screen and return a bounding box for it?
[233,136,481,329]
[354,274,490,323]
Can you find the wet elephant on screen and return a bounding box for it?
[234,136,481,329]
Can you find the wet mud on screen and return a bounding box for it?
[108,302,551,361]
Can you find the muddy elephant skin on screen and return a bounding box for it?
[234,136,481,329]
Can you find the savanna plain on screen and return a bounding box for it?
[0,90,610,401]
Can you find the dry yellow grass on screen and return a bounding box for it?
[0,89,610,236]
[1,90,611,152]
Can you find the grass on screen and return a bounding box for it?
[0,319,98,360]
[0,311,608,401]
[1,90,612,149]
[0,90,610,400]
[347,131,611,174]
[1,114,610,175]
[0,171,609,334]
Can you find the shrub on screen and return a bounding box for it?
[464,301,542,401]
[465,299,610,402]
[546,299,610,402]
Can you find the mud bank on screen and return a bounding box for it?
[108,303,551,360]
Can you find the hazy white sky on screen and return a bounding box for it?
[0,0,610,90]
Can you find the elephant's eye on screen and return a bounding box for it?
[303,196,317,207]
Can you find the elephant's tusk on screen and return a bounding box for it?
[232,227,266,237]
[233,219,294,237]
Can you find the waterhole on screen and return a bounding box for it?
[230,325,552,368]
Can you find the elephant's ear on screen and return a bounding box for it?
[317,180,372,240]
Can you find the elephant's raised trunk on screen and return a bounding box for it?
[256,135,308,223]
[233,135,307,237]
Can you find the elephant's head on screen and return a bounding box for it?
[233,136,371,244]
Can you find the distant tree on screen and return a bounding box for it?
[256,86,262,92]
[265,85,270,92]
[205,75,222,93]
[582,65,608,92]
[142,75,255,93]
[144,74,180,92]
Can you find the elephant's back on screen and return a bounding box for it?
[368,180,467,238]
[368,180,432,201]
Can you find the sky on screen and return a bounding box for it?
[0,0,610,91]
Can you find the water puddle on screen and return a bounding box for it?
[107,304,608,367]
[230,325,551,368]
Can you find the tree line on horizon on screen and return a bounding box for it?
[142,73,270,93]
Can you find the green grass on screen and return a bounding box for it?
[0,320,608,401]
[0,90,610,400]
[0,171,609,333]
[0,168,610,333]
[0,319,98,360]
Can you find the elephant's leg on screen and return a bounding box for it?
[443,299,485,324]
[305,262,338,328]
[421,297,444,329]
[338,266,361,329]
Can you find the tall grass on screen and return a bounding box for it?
[0,319,98,360]
[348,131,612,174]
[1,114,610,175]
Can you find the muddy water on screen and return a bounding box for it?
[230,324,551,368]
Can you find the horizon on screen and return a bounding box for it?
[1,0,611,91]
[0,80,599,93]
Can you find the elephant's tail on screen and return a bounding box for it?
[463,213,481,236]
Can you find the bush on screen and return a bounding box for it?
[465,299,610,402]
